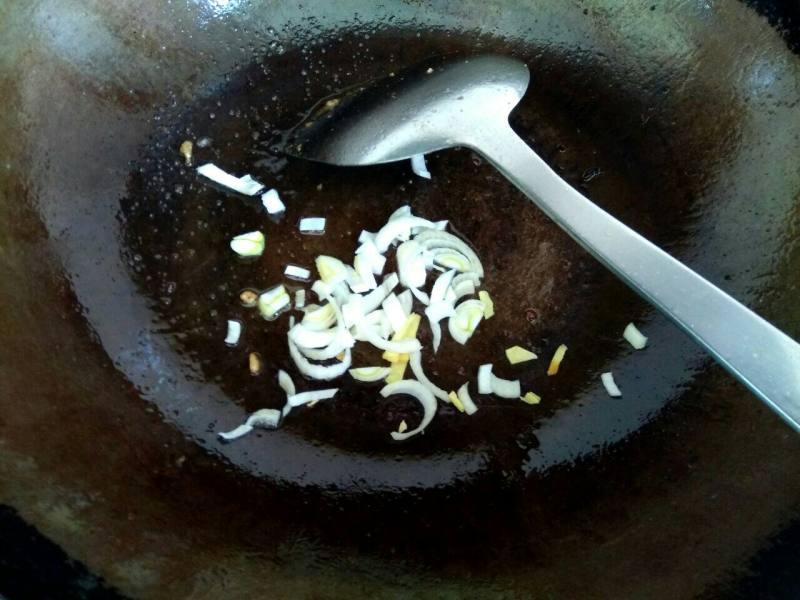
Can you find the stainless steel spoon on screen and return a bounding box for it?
[287,54,800,432]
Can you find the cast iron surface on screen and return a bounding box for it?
[1,0,800,598]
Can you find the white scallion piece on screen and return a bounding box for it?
[288,336,351,380]
[374,312,394,339]
[355,238,383,257]
[297,328,355,362]
[409,286,430,306]
[299,217,326,234]
[352,310,392,342]
[429,321,444,354]
[349,366,392,382]
[258,285,291,320]
[389,205,413,220]
[311,280,331,300]
[409,351,450,402]
[278,370,296,418]
[425,301,456,353]
[362,322,421,353]
[294,288,355,362]
[197,163,264,195]
[448,299,484,345]
[301,302,336,330]
[287,388,339,407]
[433,251,472,273]
[294,289,306,309]
[239,175,260,188]
[296,285,353,359]
[366,251,388,276]
[452,272,481,295]
[219,408,281,441]
[426,270,458,351]
[278,369,296,396]
[478,290,494,319]
[373,215,435,253]
[601,372,622,397]
[284,264,311,281]
[224,320,242,346]
[451,280,476,301]
[289,324,338,349]
[353,254,378,290]
[491,374,521,399]
[348,280,372,294]
[430,270,456,304]
[623,322,648,350]
[396,240,428,289]
[381,380,437,441]
[230,231,265,257]
[261,188,285,214]
[382,293,408,334]
[330,281,352,305]
[477,364,493,394]
[218,425,252,441]
[341,295,365,329]
[452,271,481,285]
[361,273,399,314]
[413,230,484,278]
[397,289,413,315]
[347,263,372,293]
[429,321,442,354]
[425,300,456,322]
[411,154,432,179]
[358,230,376,244]
[457,383,478,415]
[315,255,349,285]
[260,284,288,304]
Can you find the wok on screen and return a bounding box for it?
[2,0,800,598]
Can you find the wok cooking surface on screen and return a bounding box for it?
[2,0,800,598]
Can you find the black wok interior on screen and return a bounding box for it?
[121,30,702,458]
[2,1,800,598]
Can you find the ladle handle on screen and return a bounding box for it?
[475,123,800,431]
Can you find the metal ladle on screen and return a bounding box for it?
[287,54,800,431]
